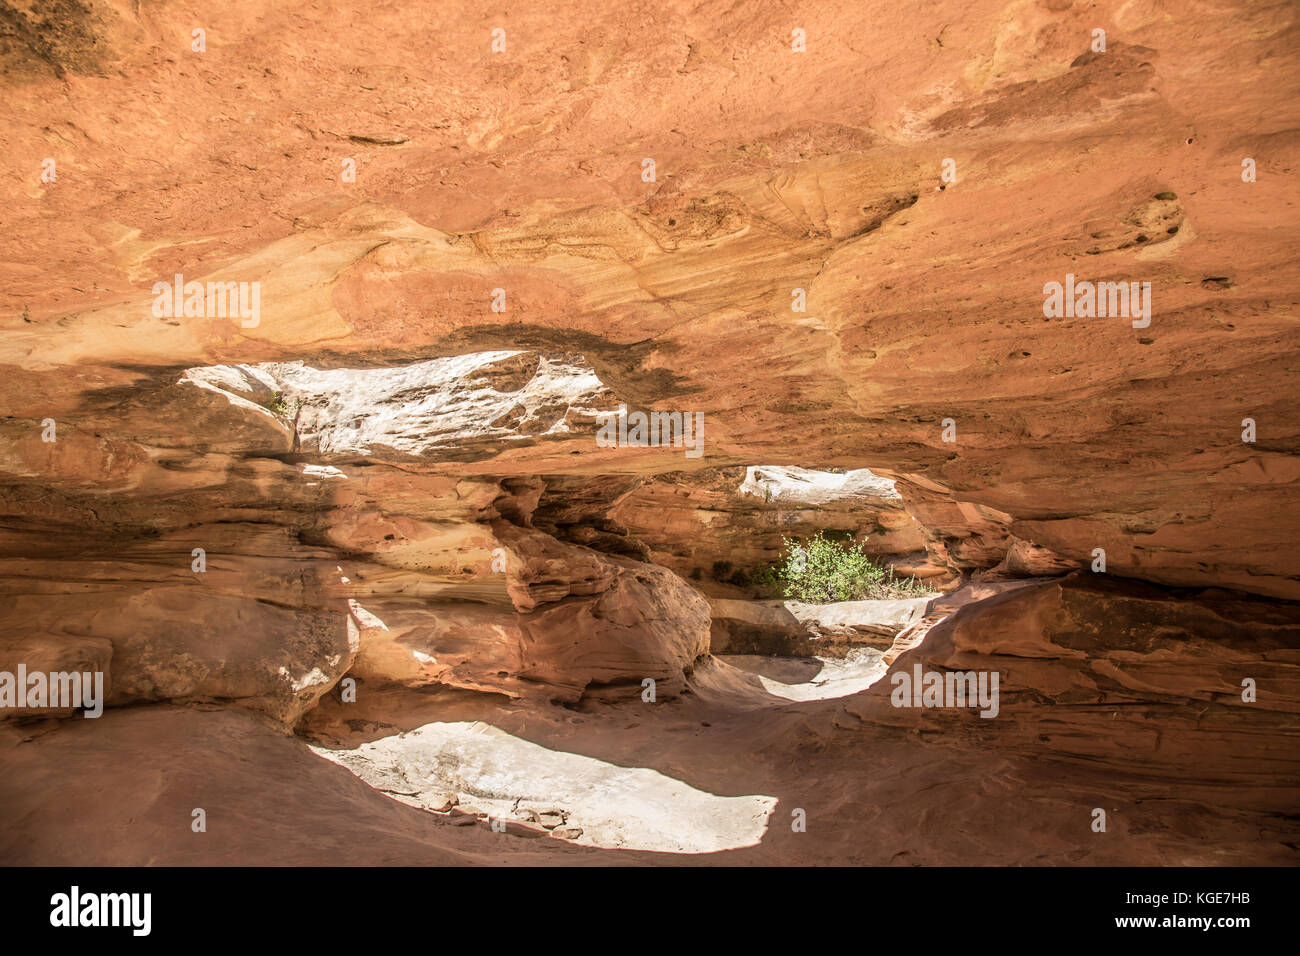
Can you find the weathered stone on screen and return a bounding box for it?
[0,0,1296,869]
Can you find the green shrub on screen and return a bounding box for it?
[745,562,782,592]
[263,391,301,417]
[760,532,933,603]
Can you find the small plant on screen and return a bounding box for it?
[763,483,774,503]
[745,562,781,592]
[754,532,933,603]
[724,568,752,588]
[263,392,301,417]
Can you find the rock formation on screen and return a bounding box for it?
[0,0,1296,866]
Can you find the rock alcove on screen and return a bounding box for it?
[2,350,1296,863]
[2,0,1297,865]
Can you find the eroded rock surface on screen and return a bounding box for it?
[0,0,1297,866]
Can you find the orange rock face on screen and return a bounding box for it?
[0,0,1296,866]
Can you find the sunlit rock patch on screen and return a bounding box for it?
[719,649,892,702]
[181,350,613,460]
[311,720,778,853]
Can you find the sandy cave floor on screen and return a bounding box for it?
[1,648,1290,867]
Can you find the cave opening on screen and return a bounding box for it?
[169,352,1008,850]
[7,348,1294,865]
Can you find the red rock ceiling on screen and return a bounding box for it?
[0,0,1297,869]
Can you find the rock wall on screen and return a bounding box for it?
[0,0,1296,866]
[3,0,1298,600]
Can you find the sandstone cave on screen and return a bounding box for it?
[0,0,1296,904]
